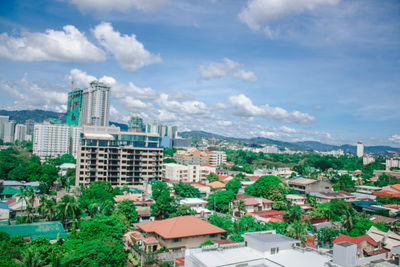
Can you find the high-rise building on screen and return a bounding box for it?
[14,124,27,142]
[0,115,9,142]
[25,119,35,136]
[75,126,163,188]
[128,115,144,132]
[66,89,83,126]
[66,81,111,127]
[145,123,158,134]
[357,141,364,158]
[70,126,82,159]
[3,120,16,143]
[33,122,70,159]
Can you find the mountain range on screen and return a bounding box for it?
[1,110,398,154]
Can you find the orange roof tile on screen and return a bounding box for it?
[208,181,226,189]
[333,234,378,247]
[137,216,226,239]
[374,190,400,198]
[391,184,400,191]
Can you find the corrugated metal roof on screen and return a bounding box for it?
[0,221,67,240]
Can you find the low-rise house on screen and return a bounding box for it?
[208,181,225,191]
[373,190,400,198]
[59,163,76,176]
[0,221,67,242]
[287,178,332,194]
[0,202,12,222]
[251,210,284,223]
[0,187,20,200]
[137,216,226,251]
[309,191,356,204]
[217,175,233,182]
[163,163,216,183]
[355,185,382,195]
[190,183,211,197]
[332,234,379,258]
[233,194,273,216]
[180,198,212,217]
[286,194,306,205]
[367,226,400,250]
[123,230,161,252]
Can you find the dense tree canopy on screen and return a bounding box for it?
[245,175,289,201]
[207,190,235,213]
[173,182,200,198]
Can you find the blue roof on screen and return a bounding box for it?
[0,202,11,210]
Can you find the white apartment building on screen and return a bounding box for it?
[70,126,82,159]
[263,145,279,154]
[14,124,27,142]
[357,141,364,158]
[208,151,226,167]
[80,81,110,127]
[363,154,375,165]
[2,120,15,143]
[386,157,400,171]
[33,123,70,159]
[163,163,216,183]
[76,126,163,187]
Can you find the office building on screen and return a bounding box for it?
[14,124,27,142]
[128,115,144,132]
[172,137,191,148]
[357,141,364,158]
[33,122,70,159]
[75,126,163,188]
[163,163,216,183]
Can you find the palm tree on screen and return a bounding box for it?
[287,221,308,243]
[16,187,36,223]
[341,209,355,233]
[16,248,40,267]
[37,196,57,221]
[232,200,246,218]
[57,195,81,235]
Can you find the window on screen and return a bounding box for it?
[270,247,279,254]
[172,238,182,243]
[209,234,218,238]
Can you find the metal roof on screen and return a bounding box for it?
[0,221,67,240]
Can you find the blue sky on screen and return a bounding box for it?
[0,0,399,147]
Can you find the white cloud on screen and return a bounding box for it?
[0,25,105,62]
[280,126,296,133]
[156,109,178,122]
[389,134,400,144]
[216,120,233,126]
[228,94,316,124]
[0,74,67,112]
[69,0,168,13]
[66,69,97,88]
[199,58,257,82]
[158,93,210,116]
[238,0,340,35]
[93,22,162,72]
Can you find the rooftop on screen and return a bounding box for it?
[288,178,318,185]
[333,234,378,247]
[138,216,226,239]
[0,221,67,240]
[243,232,299,245]
[208,181,225,189]
[180,198,207,205]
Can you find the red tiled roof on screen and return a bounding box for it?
[191,183,209,188]
[245,176,260,181]
[391,184,400,191]
[212,239,236,245]
[137,216,226,239]
[175,257,185,266]
[208,181,225,189]
[217,175,230,181]
[374,190,400,198]
[333,234,378,247]
[363,248,388,256]
[236,194,255,200]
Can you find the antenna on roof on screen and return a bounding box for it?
[71,80,75,90]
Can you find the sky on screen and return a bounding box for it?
[0,0,399,147]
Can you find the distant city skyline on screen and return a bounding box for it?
[0,0,399,147]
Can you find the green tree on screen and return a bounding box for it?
[283,205,303,222]
[79,214,125,241]
[151,181,169,201]
[375,174,400,187]
[151,190,176,219]
[334,174,355,191]
[287,221,308,243]
[245,175,289,201]
[36,195,57,221]
[115,200,138,224]
[170,205,196,217]
[207,191,235,213]
[207,173,218,183]
[173,182,200,198]
[226,179,242,195]
[80,181,116,216]
[57,195,81,234]
[232,200,246,217]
